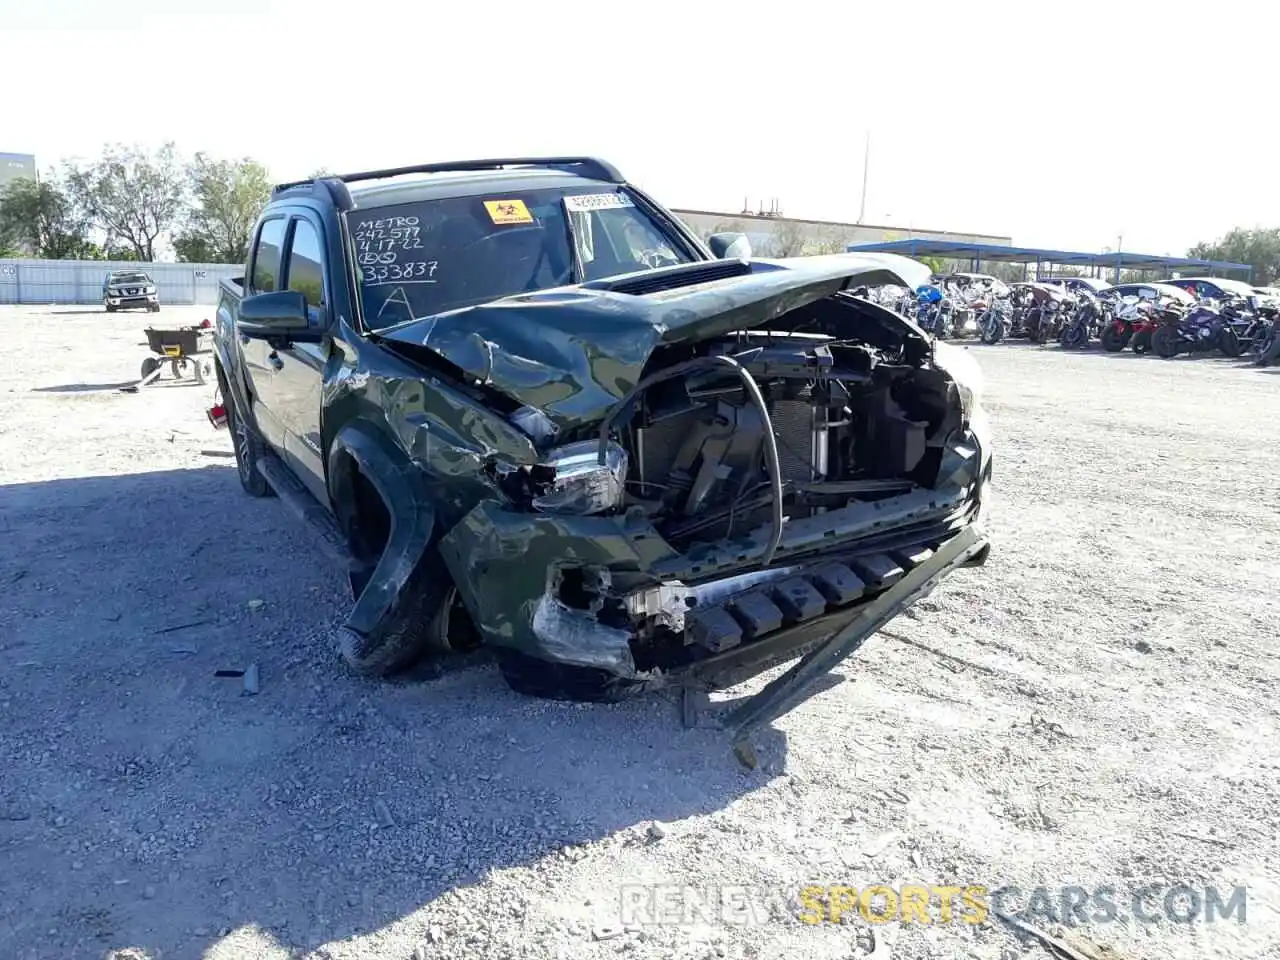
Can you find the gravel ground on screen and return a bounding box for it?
[0,304,1277,960]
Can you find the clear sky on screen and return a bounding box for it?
[3,0,1275,255]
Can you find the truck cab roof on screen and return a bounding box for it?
[346,167,608,209]
[269,156,627,214]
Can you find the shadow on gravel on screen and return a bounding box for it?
[0,465,782,959]
[47,308,112,315]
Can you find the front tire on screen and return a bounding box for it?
[1062,324,1089,349]
[1218,328,1243,358]
[1152,325,1179,358]
[980,317,1005,344]
[1099,324,1129,352]
[338,549,459,678]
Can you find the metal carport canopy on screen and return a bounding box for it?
[843,239,1252,278]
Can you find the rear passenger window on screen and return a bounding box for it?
[285,219,326,313]
[251,218,287,293]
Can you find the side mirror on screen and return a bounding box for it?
[237,290,321,343]
[707,232,752,260]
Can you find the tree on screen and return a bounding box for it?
[0,176,98,260]
[65,142,186,262]
[805,227,849,255]
[766,219,807,258]
[173,153,272,263]
[1189,227,1280,285]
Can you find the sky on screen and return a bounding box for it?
[3,0,1277,257]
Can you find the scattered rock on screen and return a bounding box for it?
[647,821,669,840]
[1134,640,1154,654]
[247,599,266,612]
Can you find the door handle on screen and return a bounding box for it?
[267,352,283,371]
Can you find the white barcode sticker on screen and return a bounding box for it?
[563,192,635,212]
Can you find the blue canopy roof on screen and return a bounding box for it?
[844,239,1251,278]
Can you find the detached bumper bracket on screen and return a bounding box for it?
[722,525,985,768]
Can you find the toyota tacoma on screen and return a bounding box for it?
[210,157,992,758]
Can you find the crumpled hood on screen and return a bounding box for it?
[378,252,931,432]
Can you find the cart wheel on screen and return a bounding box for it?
[140,356,160,381]
[193,358,212,386]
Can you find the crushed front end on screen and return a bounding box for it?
[437,289,992,711]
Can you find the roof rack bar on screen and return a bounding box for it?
[272,156,624,194]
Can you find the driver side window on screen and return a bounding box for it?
[284,218,327,323]
[251,218,287,294]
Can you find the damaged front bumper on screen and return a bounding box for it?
[438,425,992,678]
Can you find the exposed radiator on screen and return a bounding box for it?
[768,399,818,483]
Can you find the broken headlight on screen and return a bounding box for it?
[532,440,628,516]
[932,341,984,423]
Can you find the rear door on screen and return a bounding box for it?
[242,216,289,451]
[258,213,330,505]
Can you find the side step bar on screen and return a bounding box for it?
[720,525,986,768]
[256,454,352,567]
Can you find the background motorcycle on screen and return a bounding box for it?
[977,295,1013,344]
[1061,289,1106,349]
[1099,295,1148,352]
[1250,307,1280,365]
[1151,300,1234,358]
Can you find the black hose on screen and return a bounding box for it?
[597,354,785,567]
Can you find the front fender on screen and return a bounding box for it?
[327,421,436,640]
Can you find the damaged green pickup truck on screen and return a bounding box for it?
[212,156,992,757]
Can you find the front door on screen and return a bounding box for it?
[254,213,330,506]
[242,217,290,451]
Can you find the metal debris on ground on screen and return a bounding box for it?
[994,910,1124,960]
[1028,713,1074,740]
[242,663,260,695]
[152,619,212,636]
[373,798,397,829]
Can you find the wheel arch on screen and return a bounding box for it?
[327,421,438,641]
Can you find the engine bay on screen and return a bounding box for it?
[616,302,963,554]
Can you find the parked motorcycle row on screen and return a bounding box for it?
[863,273,1280,366]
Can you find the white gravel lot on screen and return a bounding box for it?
[0,304,1277,960]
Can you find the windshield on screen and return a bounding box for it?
[351,186,694,330]
[1213,278,1257,297]
[112,273,150,284]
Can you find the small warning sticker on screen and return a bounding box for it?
[483,199,534,225]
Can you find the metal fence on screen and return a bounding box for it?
[0,258,242,306]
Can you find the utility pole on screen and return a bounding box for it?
[857,132,870,224]
[1114,232,1124,284]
